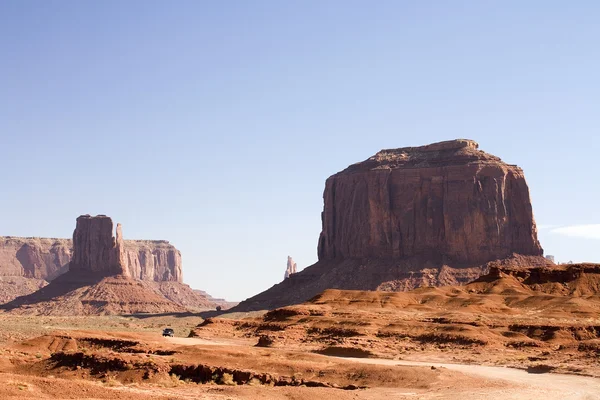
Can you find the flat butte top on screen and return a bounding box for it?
[339,139,515,174]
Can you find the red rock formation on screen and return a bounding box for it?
[0,215,187,315]
[193,289,238,310]
[0,276,47,304]
[155,282,237,311]
[0,237,183,285]
[284,256,297,279]
[0,237,71,280]
[1,215,227,313]
[318,139,542,264]
[122,241,182,282]
[2,274,187,316]
[234,139,546,311]
[70,215,128,276]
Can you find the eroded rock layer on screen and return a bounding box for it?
[0,238,182,283]
[70,215,127,276]
[0,237,71,280]
[318,139,542,263]
[1,215,223,312]
[2,272,186,316]
[123,241,182,283]
[234,139,546,311]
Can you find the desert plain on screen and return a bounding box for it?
[1,263,599,400]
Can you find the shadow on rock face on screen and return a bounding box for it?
[314,346,373,358]
[0,270,109,311]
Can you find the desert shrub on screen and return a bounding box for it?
[219,373,236,385]
[248,377,262,386]
[102,375,121,387]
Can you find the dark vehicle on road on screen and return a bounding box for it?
[162,328,174,337]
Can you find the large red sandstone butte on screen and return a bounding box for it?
[234,139,547,311]
[70,215,128,276]
[318,139,542,263]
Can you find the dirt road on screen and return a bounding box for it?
[171,336,600,400]
[165,336,230,346]
[340,357,600,400]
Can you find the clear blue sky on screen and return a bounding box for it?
[1,1,599,301]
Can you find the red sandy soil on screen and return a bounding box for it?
[191,264,600,377]
[1,327,598,400]
[0,264,599,399]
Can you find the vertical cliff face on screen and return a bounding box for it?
[70,215,128,276]
[317,139,543,264]
[68,215,184,281]
[122,241,182,282]
[284,256,297,279]
[0,237,182,284]
[233,139,546,312]
[0,238,71,280]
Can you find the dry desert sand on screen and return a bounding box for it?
[1,264,599,400]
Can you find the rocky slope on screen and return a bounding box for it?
[154,282,237,311]
[123,240,182,282]
[0,276,47,304]
[2,272,186,316]
[193,289,238,310]
[234,139,547,311]
[193,263,600,378]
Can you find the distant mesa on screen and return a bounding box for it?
[234,139,548,311]
[0,215,233,314]
[284,256,297,280]
[0,216,188,304]
[0,227,182,289]
[193,289,238,310]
